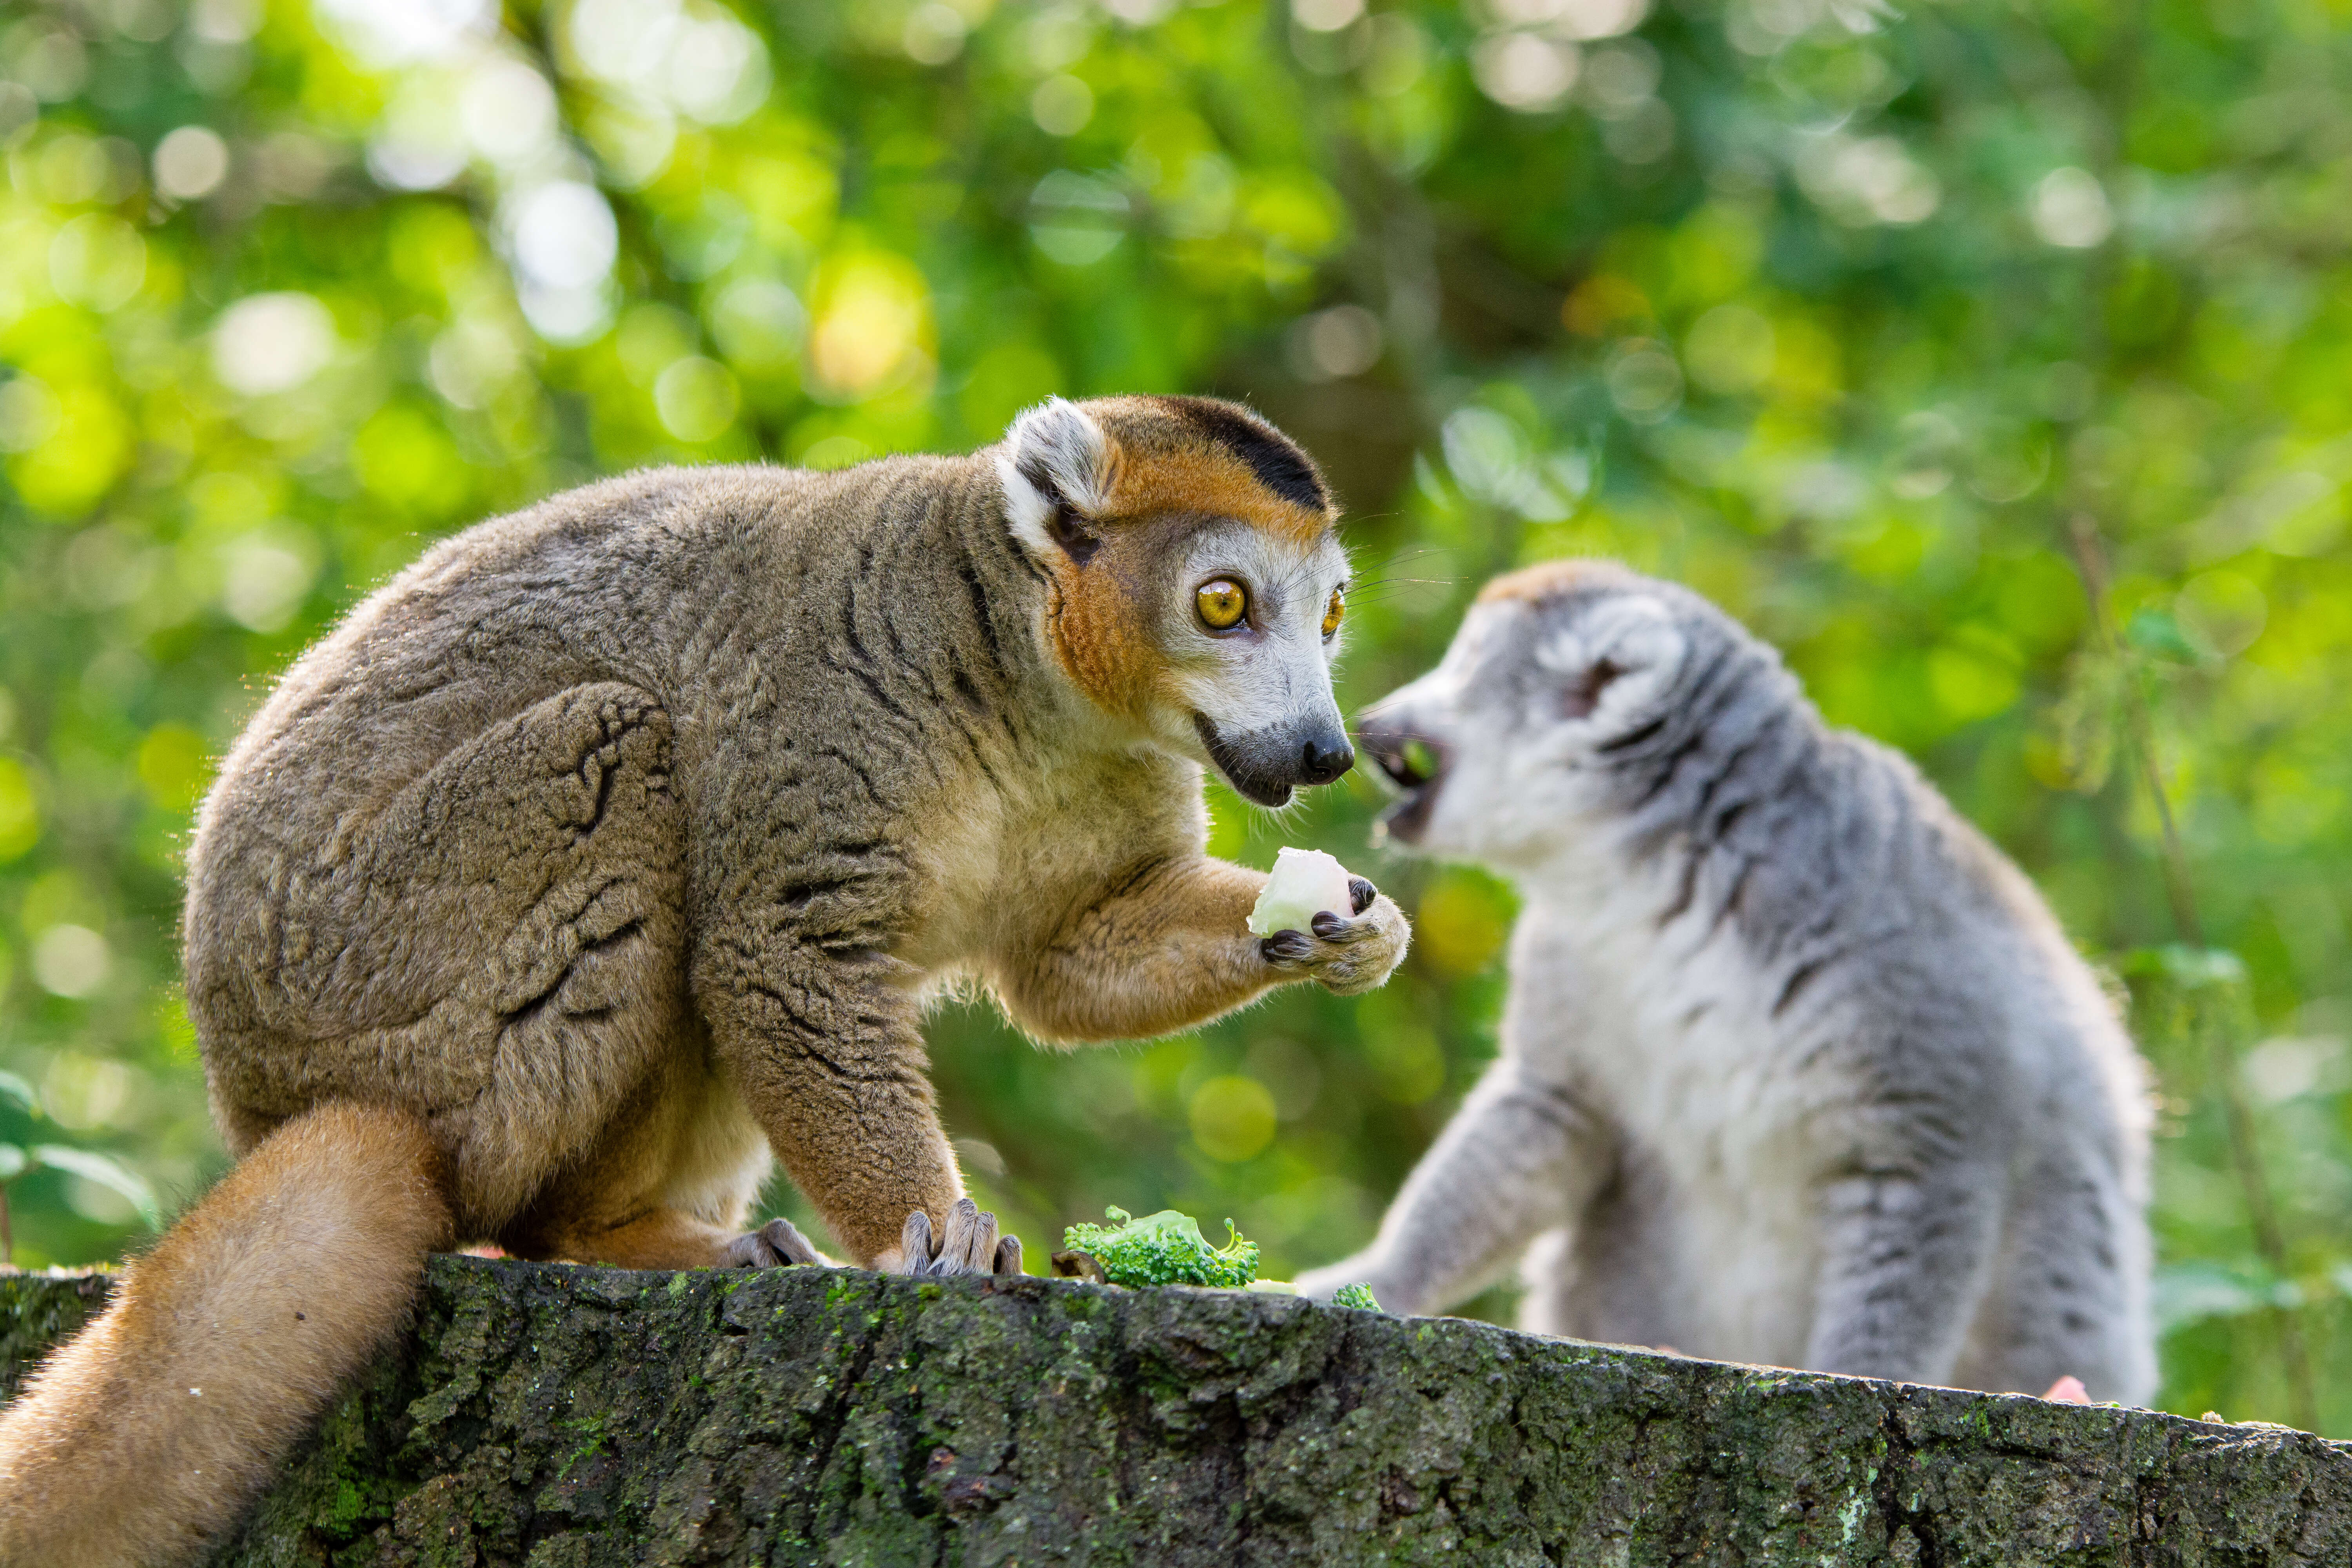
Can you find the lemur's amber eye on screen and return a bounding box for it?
[1196,579,1249,631]
[1321,588,1346,640]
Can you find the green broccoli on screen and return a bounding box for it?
[1057,1206,1259,1289]
[1330,1282,1381,1311]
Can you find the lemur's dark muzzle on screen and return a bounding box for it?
[1299,733,1355,786]
[1193,713,1354,807]
[1356,705,1449,845]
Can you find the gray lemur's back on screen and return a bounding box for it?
[1299,559,2154,1402]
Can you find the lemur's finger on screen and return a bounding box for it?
[1261,930,1315,965]
[900,1209,937,1275]
[993,1234,1024,1276]
[1349,876,1378,915]
[1310,911,1374,944]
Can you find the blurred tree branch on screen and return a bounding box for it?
[2069,512,2318,1435]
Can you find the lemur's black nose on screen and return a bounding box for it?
[1299,736,1356,786]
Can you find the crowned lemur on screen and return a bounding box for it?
[0,396,1410,1566]
[1298,559,2154,1403]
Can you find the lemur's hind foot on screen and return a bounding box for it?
[0,1102,451,1568]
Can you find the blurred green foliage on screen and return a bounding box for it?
[2,0,2349,1431]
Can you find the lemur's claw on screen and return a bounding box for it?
[1349,876,1378,914]
[898,1198,1022,1278]
[722,1216,829,1269]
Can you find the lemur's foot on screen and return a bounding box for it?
[1260,875,1410,996]
[720,1217,830,1268]
[900,1197,1025,1277]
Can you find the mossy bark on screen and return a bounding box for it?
[5,1258,2350,1565]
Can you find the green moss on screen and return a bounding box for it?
[4,1262,2343,1566]
[325,1478,366,1534]
[558,1413,609,1476]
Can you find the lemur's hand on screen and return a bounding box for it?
[1259,875,1409,996]
[899,1197,1025,1278]
[721,1216,832,1268]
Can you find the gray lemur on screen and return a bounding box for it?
[0,396,1410,1566]
[1298,559,2155,1402]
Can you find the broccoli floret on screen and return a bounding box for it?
[1330,1282,1381,1312]
[1059,1206,1259,1289]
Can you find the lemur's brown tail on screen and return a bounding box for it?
[0,1102,451,1568]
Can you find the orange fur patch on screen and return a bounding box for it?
[1043,560,1165,725]
[1083,395,1335,545]
[1476,557,1641,606]
[1099,443,1331,546]
[1033,397,1336,719]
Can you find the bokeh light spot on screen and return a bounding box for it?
[1189,1076,1278,1163]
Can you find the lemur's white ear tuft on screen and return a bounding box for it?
[996,397,1110,560]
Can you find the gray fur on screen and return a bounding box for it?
[1297,560,2155,1401]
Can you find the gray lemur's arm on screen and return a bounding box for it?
[1295,1057,1614,1316]
[1800,1091,2009,1383]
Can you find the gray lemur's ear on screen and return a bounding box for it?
[996,397,1111,564]
[1535,594,1689,721]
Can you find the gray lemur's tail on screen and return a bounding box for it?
[0,1102,450,1567]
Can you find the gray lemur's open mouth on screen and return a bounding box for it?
[1368,734,1448,845]
[1192,712,1354,808]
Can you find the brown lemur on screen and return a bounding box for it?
[0,396,1410,1566]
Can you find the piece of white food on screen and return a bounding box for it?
[1245,847,1357,938]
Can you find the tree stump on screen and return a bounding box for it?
[4,1257,2347,1564]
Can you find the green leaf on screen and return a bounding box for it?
[2155,1262,2297,1332]
[0,1071,36,1117]
[31,1145,160,1228]
[2125,946,2250,991]
[0,1143,24,1181]
[2124,608,2202,665]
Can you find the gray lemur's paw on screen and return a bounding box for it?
[899,1198,1025,1278]
[1260,877,1410,996]
[721,1216,830,1269]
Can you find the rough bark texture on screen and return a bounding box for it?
[5,1257,2350,1566]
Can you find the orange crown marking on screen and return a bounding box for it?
[1095,439,1332,545]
